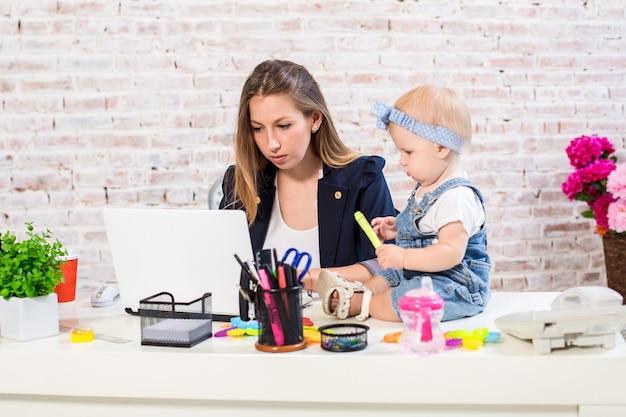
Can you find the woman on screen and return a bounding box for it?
[219,59,396,291]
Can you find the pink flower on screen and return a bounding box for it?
[566,135,614,168]
[580,159,616,184]
[561,171,584,200]
[608,199,626,233]
[593,193,615,230]
[607,163,626,200]
[562,135,624,236]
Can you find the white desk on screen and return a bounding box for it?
[1,291,625,417]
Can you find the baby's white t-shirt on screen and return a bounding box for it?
[414,186,485,237]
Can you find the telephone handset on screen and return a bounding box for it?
[550,285,623,310]
[495,286,626,354]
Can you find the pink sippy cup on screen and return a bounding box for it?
[398,276,445,355]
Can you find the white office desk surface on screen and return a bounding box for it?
[1,291,625,417]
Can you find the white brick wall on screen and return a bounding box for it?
[1,0,625,292]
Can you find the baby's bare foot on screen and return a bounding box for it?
[330,290,339,311]
[329,291,363,317]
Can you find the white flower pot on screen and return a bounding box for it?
[0,293,59,341]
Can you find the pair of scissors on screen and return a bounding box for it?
[281,247,312,282]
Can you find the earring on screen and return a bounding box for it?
[312,125,319,133]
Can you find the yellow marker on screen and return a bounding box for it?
[354,211,382,249]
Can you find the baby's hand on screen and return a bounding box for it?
[371,216,397,242]
[375,244,405,270]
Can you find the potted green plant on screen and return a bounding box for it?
[0,222,68,341]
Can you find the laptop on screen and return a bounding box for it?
[103,208,254,322]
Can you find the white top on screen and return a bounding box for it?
[416,186,485,237]
[263,186,321,269]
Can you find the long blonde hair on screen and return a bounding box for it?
[232,59,360,224]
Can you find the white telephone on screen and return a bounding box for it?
[495,286,626,354]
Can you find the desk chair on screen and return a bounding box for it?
[208,175,224,210]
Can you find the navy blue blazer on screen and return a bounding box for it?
[219,156,396,268]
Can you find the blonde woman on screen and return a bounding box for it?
[219,59,396,291]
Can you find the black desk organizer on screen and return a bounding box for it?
[139,292,212,348]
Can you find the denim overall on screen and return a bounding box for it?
[379,178,491,321]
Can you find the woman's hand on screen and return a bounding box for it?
[371,216,397,242]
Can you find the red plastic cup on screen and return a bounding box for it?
[55,249,79,303]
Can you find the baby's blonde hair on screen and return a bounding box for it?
[394,84,472,145]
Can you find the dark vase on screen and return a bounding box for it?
[602,233,626,304]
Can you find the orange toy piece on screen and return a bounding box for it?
[383,331,402,343]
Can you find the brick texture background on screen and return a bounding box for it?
[1,0,625,292]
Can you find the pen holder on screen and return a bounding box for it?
[255,286,307,353]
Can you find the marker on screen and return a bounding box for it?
[257,269,285,346]
[277,265,290,318]
[354,211,382,249]
[277,265,287,289]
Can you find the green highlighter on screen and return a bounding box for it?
[354,211,382,249]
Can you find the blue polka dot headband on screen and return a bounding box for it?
[371,100,465,154]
